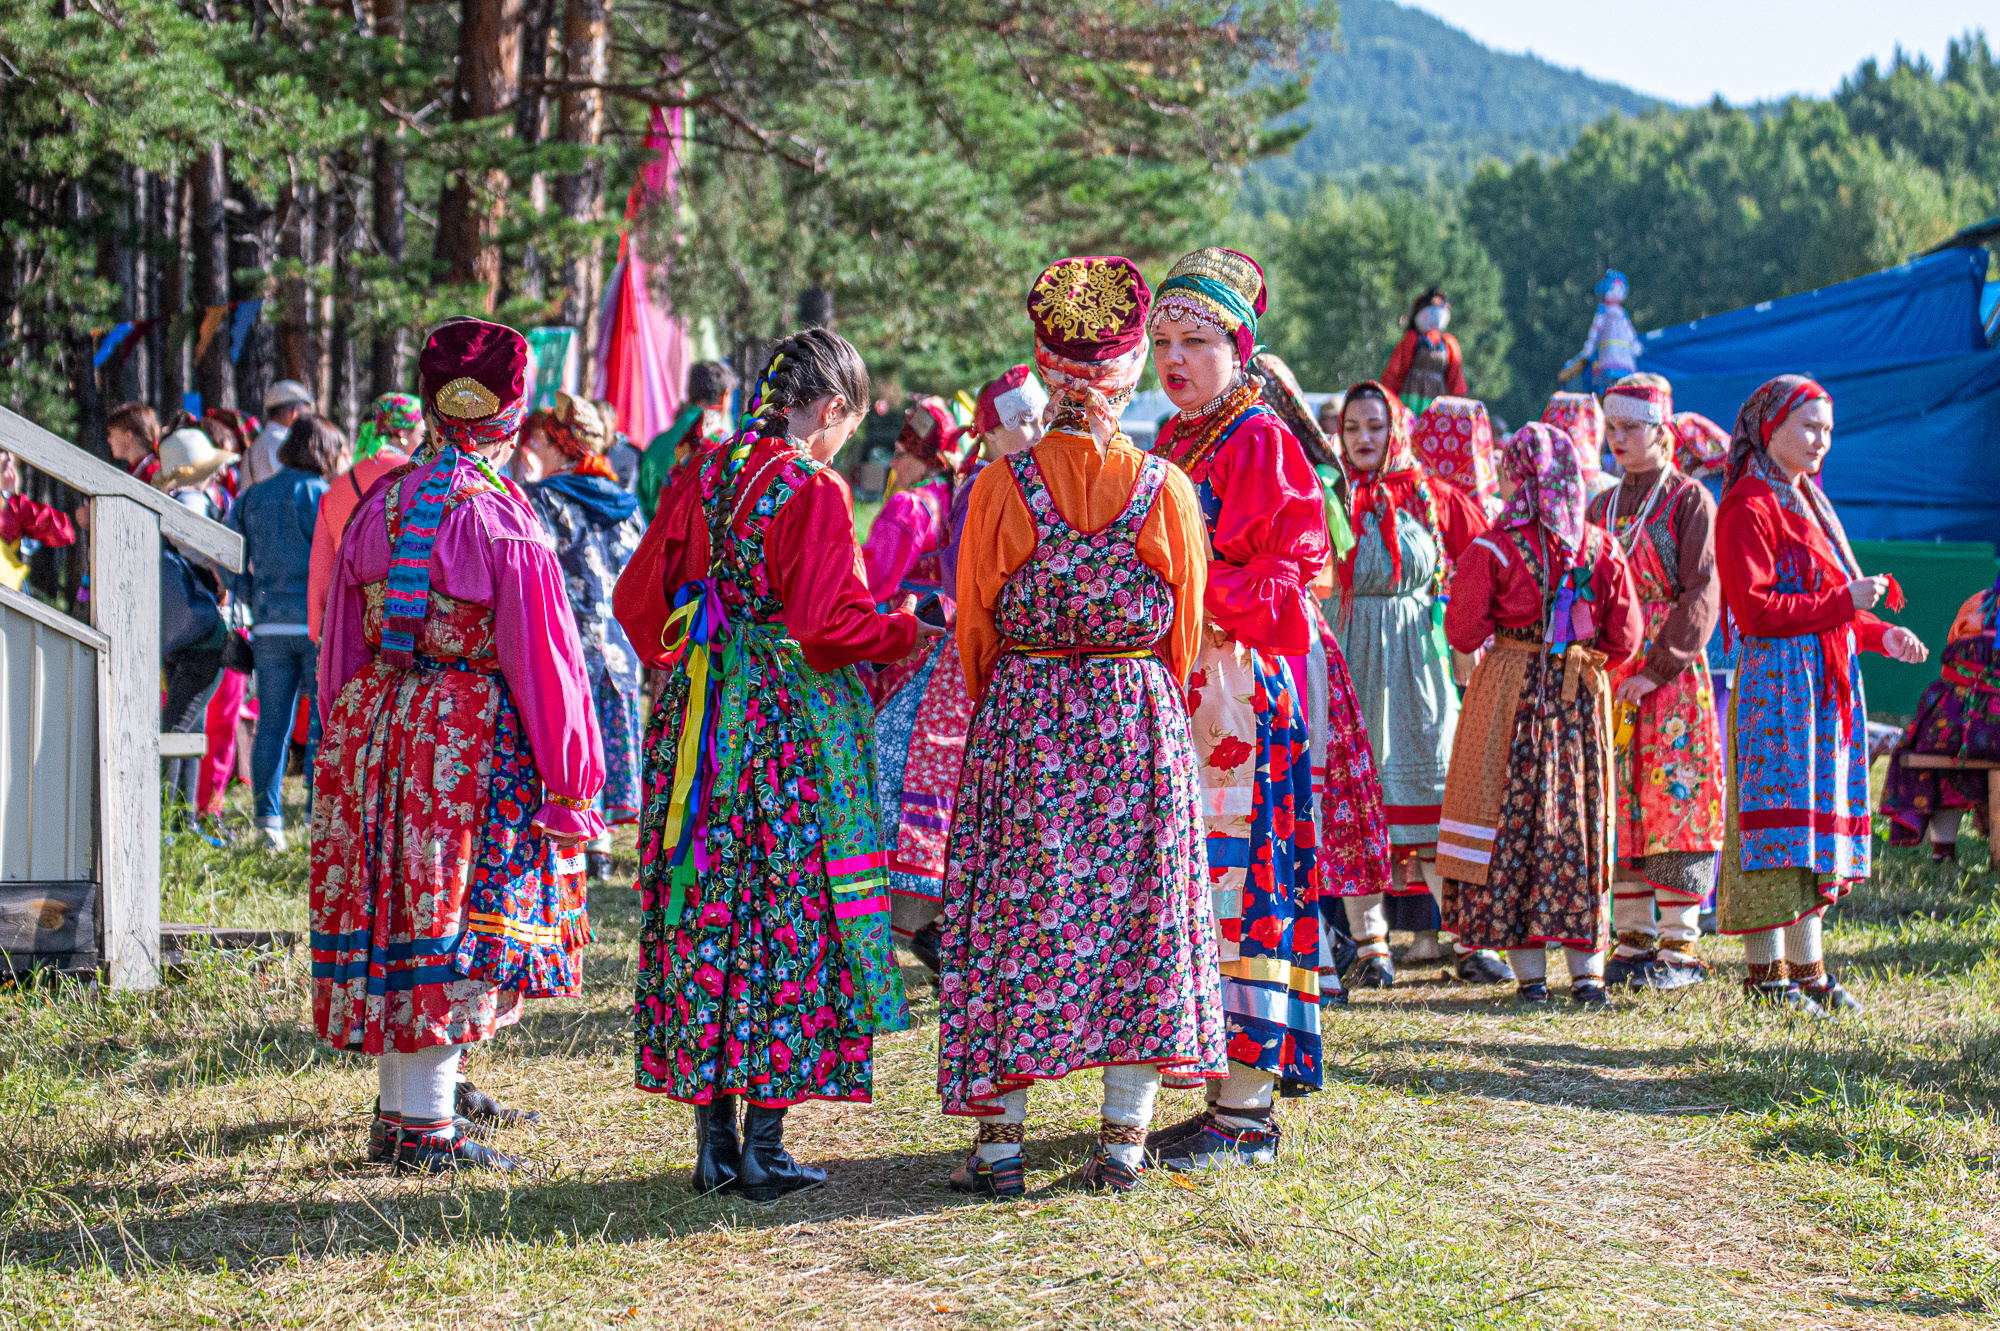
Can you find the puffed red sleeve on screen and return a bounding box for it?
[766,466,920,673]
[1590,533,1644,667]
[1444,536,1504,653]
[1381,332,1416,395]
[1435,481,1488,561]
[1204,416,1328,656]
[1716,484,1856,639]
[612,453,706,669]
[0,494,75,547]
[1446,334,1469,396]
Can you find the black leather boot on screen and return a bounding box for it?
[735,1103,825,1202]
[690,1095,742,1196]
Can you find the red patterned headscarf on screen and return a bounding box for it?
[1497,422,1588,560]
[895,397,963,471]
[538,391,620,482]
[1540,391,1604,484]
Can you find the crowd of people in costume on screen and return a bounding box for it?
[282,244,1960,1195]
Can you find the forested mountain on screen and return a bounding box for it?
[1264,0,1667,185]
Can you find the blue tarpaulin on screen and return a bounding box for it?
[1640,249,1990,379]
[1636,248,1999,547]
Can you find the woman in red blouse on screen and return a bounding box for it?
[1713,376,1925,1015]
[1437,422,1642,1006]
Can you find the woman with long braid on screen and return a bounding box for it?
[615,330,937,1201]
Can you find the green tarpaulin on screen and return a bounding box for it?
[1852,540,1997,719]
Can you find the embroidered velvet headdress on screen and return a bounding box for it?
[1028,256,1152,401]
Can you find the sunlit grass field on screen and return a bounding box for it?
[0,776,1994,1329]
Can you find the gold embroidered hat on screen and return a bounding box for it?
[1027,256,1152,395]
[1150,247,1267,362]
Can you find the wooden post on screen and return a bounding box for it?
[0,405,240,992]
[92,494,163,989]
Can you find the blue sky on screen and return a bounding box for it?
[1399,1,1991,104]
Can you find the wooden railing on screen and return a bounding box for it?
[0,405,243,990]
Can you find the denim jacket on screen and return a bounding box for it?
[227,466,328,626]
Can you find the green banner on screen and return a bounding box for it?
[1852,539,1998,718]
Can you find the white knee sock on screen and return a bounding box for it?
[1742,925,1784,984]
[1564,947,1606,982]
[1101,1064,1162,1168]
[1205,1061,1276,1129]
[377,1051,405,1115]
[1345,895,1389,956]
[1612,890,1657,952]
[401,1044,464,1140]
[1784,909,1826,986]
[977,1088,1029,1163]
[1655,898,1702,948]
[1508,946,1549,982]
[1930,809,1964,844]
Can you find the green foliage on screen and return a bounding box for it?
[646,1,1335,393]
[1249,181,1510,400]
[1264,0,1664,186]
[1463,100,1980,427]
[1836,33,2000,198]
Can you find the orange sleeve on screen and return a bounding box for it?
[954,461,1040,701]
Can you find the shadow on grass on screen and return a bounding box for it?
[0,1143,991,1275]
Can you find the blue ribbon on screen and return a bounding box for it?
[93,323,134,370]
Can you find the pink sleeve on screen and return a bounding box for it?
[316,522,375,708]
[1203,416,1330,656]
[487,530,609,841]
[860,488,935,605]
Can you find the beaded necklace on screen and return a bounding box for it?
[1165,379,1262,476]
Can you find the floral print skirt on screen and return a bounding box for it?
[937,652,1225,1116]
[632,639,877,1107]
[1443,647,1614,952]
[1187,640,1325,1095]
[311,660,532,1054]
[1881,637,2000,845]
[595,669,643,826]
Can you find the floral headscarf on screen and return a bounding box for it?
[1723,376,1850,571]
[355,392,423,462]
[1496,422,1588,559]
[1337,382,1439,621]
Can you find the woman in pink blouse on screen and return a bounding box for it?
[312,318,605,1175]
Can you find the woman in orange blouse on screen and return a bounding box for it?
[937,255,1225,1198]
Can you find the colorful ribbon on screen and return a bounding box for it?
[657,575,730,925]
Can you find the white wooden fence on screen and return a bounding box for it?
[0,405,243,989]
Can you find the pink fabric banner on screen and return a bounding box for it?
[591,105,692,449]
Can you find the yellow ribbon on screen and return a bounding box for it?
[657,598,708,861]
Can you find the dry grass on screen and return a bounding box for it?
[1,784,1995,1329]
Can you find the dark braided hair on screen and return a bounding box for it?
[743,328,870,440]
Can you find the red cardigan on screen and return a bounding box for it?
[1714,477,1889,651]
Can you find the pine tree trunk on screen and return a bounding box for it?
[190,142,235,411]
[329,155,360,435]
[160,172,190,417]
[435,0,524,309]
[370,0,408,395]
[555,0,607,340]
[511,0,556,307]
[277,184,312,386]
[230,171,275,418]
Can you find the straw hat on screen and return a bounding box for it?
[154,427,238,491]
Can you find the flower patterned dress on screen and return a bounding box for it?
[1881,590,2000,844]
[312,477,592,1055]
[526,477,645,824]
[937,451,1225,1116]
[632,441,910,1107]
[1596,481,1725,877]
